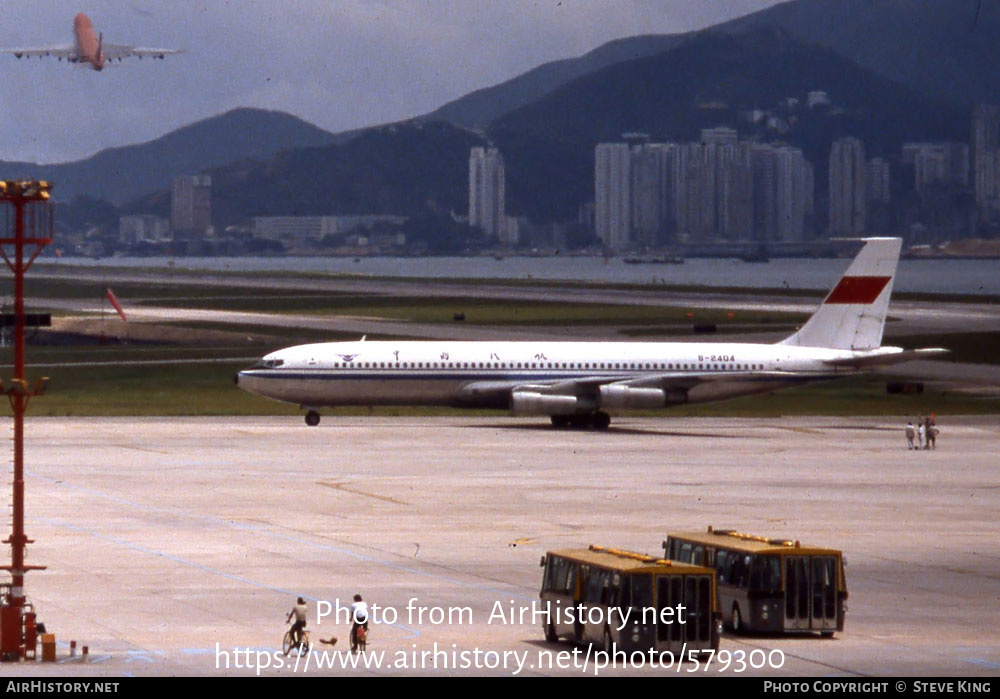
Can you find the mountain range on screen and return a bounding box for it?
[8,0,1000,228]
[0,109,337,205]
[424,0,999,129]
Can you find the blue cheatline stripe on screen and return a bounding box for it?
[243,370,821,383]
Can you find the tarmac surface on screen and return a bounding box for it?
[4,415,999,677]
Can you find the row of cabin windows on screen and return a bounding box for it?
[321,361,768,371]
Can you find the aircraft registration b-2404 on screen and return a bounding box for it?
[236,238,947,428]
[3,13,181,71]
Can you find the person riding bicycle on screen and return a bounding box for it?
[286,597,308,646]
[349,594,369,651]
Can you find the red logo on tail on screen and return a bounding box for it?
[824,276,891,305]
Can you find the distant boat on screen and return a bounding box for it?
[622,255,684,265]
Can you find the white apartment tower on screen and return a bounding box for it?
[972,105,1000,211]
[469,147,506,237]
[171,175,212,240]
[775,146,810,242]
[630,143,679,246]
[595,143,631,249]
[828,137,866,236]
[866,158,891,202]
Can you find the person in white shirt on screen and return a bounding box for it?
[349,594,369,651]
[286,597,307,649]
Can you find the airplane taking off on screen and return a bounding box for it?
[3,13,181,71]
[236,238,947,428]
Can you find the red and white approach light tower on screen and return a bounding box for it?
[0,180,52,661]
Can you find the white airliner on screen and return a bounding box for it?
[3,13,181,71]
[236,238,947,428]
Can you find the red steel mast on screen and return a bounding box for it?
[0,180,52,660]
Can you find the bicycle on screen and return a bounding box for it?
[351,624,368,653]
[283,627,310,656]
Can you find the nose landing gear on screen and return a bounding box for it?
[305,411,321,427]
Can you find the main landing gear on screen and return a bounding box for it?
[550,412,611,430]
[305,410,321,427]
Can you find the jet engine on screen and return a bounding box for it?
[598,385,686,410]
[510,391,581,416]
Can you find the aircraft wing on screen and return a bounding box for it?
[611,370,808,391]
[821,348,949,369]
[460,370,816,404]
[2,45,76,59]
[102,43,183,60]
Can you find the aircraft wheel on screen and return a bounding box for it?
[305,411,321,427]
[568,415,590,429]
[593,412,611,430]
[550,415,570,428]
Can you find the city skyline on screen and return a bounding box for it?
[594,131,815,249]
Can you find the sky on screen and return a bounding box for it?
[0,1,785,164]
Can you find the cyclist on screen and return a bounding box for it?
[349,594,369,651]
[286,597,308,648]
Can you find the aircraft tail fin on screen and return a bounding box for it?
[780,237,902,351]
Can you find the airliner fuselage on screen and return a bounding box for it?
[3,12,181,70]
[237,340,909,424]
[236,239,945,428]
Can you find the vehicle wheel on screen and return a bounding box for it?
[544,620,558,643]
[299,631,310,654]
[732,604,743,635]
[821,631,834,638]
[593,412,611,430]
[550,415,570,428]
[305,411,320,427]
[282,631,293,656]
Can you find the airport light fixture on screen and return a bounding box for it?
[0,180,53,661]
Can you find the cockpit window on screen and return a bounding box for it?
[250,359,285,370]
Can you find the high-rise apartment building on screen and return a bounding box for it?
[775,146,810,242]
[902,143,968,191]
[828,137,866,236]
[972,105,1000,211]
[717,142,754,240]
[751,145,779,242]
[594,135,814,247]
[171,175,212,240]
[629,144,671,246]
[594,143,631,249]
[469,147,506,238]
[866,158,891,202]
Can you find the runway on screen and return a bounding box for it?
[33,267,1000,339]
[5,416,999,676]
